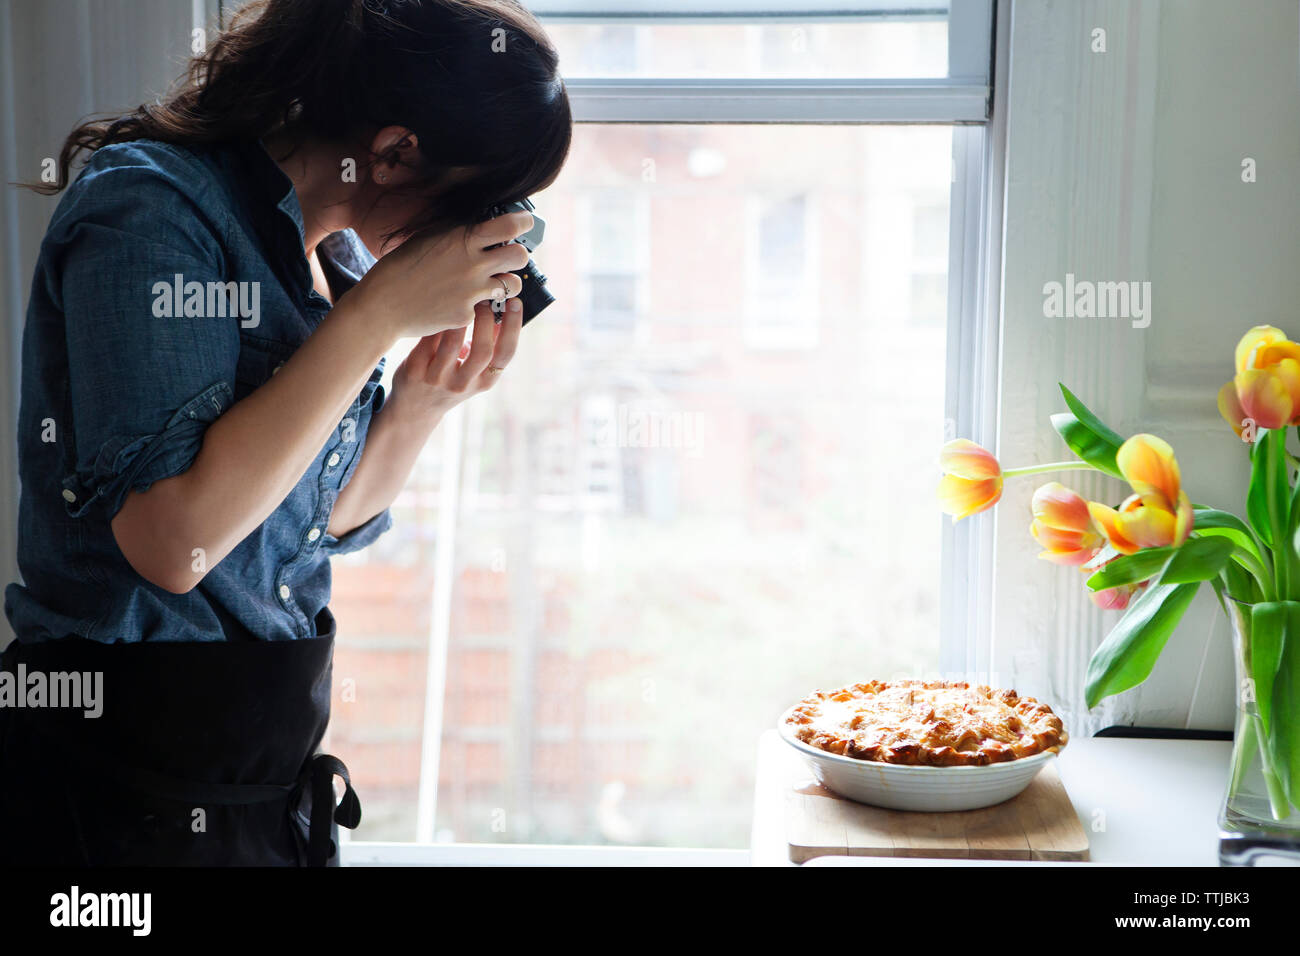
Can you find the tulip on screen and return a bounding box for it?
[1081,552,1149,611]
[1088,575,1147,611]
[1217,382,1250,438]
[1029,482,1104,565]
[1218,325,1300,433]
[1086,434,1193,554]
[937,439,1003,520]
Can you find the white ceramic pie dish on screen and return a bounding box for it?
[778,704,1059,812]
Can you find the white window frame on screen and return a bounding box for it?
[375,0,1007,864]
[938,1,1007,688]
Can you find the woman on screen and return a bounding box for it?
[0,0,571,865]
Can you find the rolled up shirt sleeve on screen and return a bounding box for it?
[319,508,394,557]
[51,148,240,519]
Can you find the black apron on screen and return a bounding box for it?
[0,608,360,866]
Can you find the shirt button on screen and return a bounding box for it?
[61,489,76,503]
[308,528,321,542]
[327,452,341,468]
[279,584,291,600]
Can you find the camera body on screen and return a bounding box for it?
[480,198,554,325]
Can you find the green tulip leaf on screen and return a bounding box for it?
[1288,479,1300,534]
[1051,412,1123,479]
[1192,507,1264,565]
[1220,556,1260,605]
[1084,581,1200,709]
[1158,536,1235,584]
[1246,428,1288,549]
[1049,386,1123,479]
[1059,385,1126,445]
[1085,548,1173,591]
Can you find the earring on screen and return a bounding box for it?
[378,172,389,183]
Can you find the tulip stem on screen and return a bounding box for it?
[1001,460,1100,479]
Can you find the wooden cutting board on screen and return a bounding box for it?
[786,758,1090,863]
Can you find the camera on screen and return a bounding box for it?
[480,198,553,325]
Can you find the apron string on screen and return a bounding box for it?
[300,752,362,866]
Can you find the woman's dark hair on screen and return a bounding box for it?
[30,0,572,241]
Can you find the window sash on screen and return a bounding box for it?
[550,0,993,124]
[564,77,988,124]
[527,1,949,21]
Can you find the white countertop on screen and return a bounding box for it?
[750,730,1232,866]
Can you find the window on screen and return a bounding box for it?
[544,8,950,80]
[744,192,815,347]
[579,192,649,343]
[326,1,1000,854]
[562,23,644,76]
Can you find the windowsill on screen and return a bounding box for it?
[341,842,747,867]
[339,733,1231,867]
[749,730,1233,866]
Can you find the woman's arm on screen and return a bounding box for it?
[112,294,396,593]
[110,215,532,593]
[326,298,523,537]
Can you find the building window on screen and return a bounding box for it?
[579,192,649,343]
[744,192,816,348]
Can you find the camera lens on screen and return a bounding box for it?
[480,199,554,325]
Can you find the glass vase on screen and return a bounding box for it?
[1219,599,1300,865]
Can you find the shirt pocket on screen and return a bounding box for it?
[234,335,298,402]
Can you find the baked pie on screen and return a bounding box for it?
[785,679,1067,766]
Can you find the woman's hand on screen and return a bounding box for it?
[388,298,524,423]
[324,298,523,538]
[352,211,533,342]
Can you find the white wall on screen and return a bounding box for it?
[0,0,205,645]
[995,0,1300,734]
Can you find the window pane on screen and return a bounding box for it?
[547,20,948,79]
[328,123,953,847]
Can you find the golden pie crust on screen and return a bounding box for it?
[785,680,1067,766]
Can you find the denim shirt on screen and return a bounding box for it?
[4,138,392,644]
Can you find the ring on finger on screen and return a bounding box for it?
[486,365,506,375]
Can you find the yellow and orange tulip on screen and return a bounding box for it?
[1086,434,1193,555]
[937,439,1002,521]
[1219,325,1300,434]
[1030,482,1104,565]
